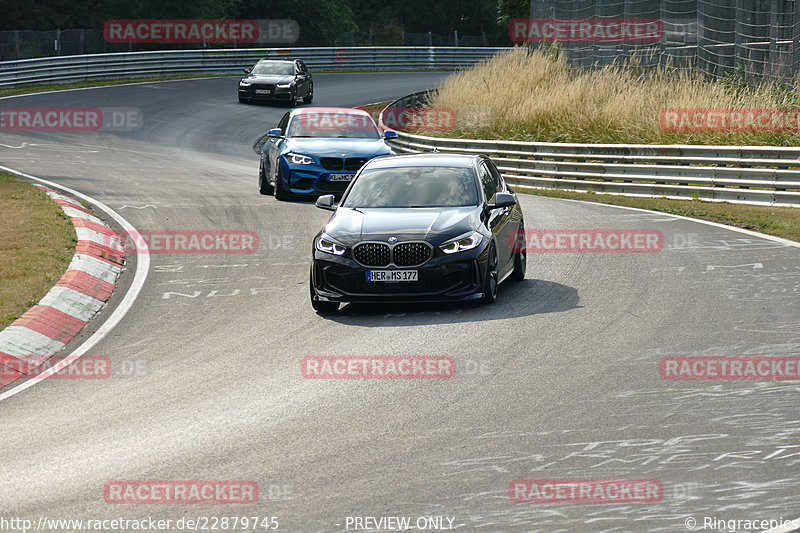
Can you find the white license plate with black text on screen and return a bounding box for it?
[254,89,271,95]
[329,174,354,182]
[367,270,418,282]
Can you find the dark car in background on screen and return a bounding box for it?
[238,59,313,106]
[309,153,526,313]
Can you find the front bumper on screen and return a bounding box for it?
[310,245,490,303]
[279,157,371,196]
[239,84,294,102]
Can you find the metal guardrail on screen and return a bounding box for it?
[379,92,800,207]
[0,47,510,88]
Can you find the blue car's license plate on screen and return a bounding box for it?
[329,174,354,182]
[367,270,418,282]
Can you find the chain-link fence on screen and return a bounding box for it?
[527,0,800,84]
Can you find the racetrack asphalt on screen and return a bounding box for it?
[1,72,799,532]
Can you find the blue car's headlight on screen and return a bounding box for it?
[316,234,347,256]
[440,231,482,254]
[286,153,314,165]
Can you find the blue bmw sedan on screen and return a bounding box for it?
[259,107,397,200]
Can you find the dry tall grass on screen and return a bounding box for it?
[427,46,800,145]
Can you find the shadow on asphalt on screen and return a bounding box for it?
[320,278,581,327]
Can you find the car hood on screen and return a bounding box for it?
[325,206,481,246]
[285,138,392,158]
[242,74,294,84]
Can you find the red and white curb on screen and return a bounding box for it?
[0,185,124,387]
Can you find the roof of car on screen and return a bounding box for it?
[290,107,372,116]
[365,153,479,169]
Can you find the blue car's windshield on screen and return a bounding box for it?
[341,167,479,208]
[287,112,381,139]
[251,62,295,76]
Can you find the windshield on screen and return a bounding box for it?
[251,62,295,76]
[341,166,479,208]
[287,112,381,139]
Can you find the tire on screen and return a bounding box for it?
[258,158,274,195]
[302,84,314,104]
[285,90,297,108]
[510,220,526,281]
[310,270,339,314]
[274,165,291,201]
[483,243,499,304]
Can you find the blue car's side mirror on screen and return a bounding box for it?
[267,128,282,138]
[383,130,398,139]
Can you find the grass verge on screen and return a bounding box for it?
[517,187,800,243]
[0,173,77,330]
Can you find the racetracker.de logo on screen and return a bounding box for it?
[104,481,259,504]
[509,18,663,43]
[660,356,800,380]
[0,356,111,380]
[380,107,456,131]
[660,108,800,132]
[0,108,142,132]
[510,229,663,253]
[509,479,663,503]
[104,20,259,43]
[120,230,259,254]
[301,356,455,379]
[295,110,377,132]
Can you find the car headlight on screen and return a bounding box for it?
[286,153,314,165]
[239,80,251,86]
[276,83,293,89]
[316,234,347,256]
[440,231,483,254]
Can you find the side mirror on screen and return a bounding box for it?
[315,194,337,211]
[488,192,516,210]
[384,130,398,139]
[267,128,283,138]
[243,67,252,74]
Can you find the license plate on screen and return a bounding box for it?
[254,89,271,95]
[367,270,418,282]
[329,174,354,182]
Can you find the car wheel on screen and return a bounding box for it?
[303,84,313,104]
[259,158,274,195]
[510,220,526,281]
[310,270,339,314]
[483,243,499,304]
[286,90,297,108]
[274,165,291,201]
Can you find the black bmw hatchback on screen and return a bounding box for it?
[310,153,526,313]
